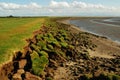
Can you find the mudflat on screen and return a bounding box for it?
[69,18,120,42]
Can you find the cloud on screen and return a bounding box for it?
[47,0,118,15]
[49,0,70,8]
[0,0,119,16]
[46,0,118,16]
[0,2,20,10]
[0,2,41,10]
[24,2,41,9]
[71,1,116,10]
[71,1,87,8]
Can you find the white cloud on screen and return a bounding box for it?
[71,1,116,10]
[23,2,41,9]
[0,2,41,10]
[0,2,20,10]
[46,0,119,16]
[71,1,87,8]
[0,0,119,16]
[49,0,70,8]
[47,0,118,15]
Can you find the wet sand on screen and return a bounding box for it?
[94,18,120,26]
[69,18,120,43]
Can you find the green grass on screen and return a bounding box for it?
[0,17,45,64]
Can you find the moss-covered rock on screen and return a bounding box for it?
[47,44,54,50]
[30,51,48,76]
[60,42,68,48]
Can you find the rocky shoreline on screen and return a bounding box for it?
[0,17,120,80]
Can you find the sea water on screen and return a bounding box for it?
[69,18,120,43]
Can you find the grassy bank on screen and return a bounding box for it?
[0,17,45,64]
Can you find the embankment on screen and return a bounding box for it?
[0,17,120,80]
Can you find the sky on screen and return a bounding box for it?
[0,0,120,16]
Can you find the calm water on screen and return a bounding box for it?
[69,18,120,43]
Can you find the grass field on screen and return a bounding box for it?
[0,17,46,64]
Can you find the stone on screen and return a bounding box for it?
[19,59,27,69]
[79,59,84,63]
[13,73,22,80]
[25,72,42,80]
[17,69,25,74]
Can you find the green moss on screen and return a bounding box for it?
[68,45,74,50]
[47,44,54,50]
[31,50,39,58]
[60,42,68,48]
[46,77,53,80]
[58,51,66,58]
[112,74,120,80]
[31,50,49,76]
[37,41,46,48]
[61,32,67,38]
[30,44,41,53]
[30,51,42,75]
[47,33,54,38]
[51,41,61,48]
[36,34,43,40]
[57,37,65,42]
[38,51,48,57]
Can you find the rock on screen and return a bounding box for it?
[79,59,84,63]
[12,73,22,80]
[94,70,101,77]
[108,67,116,72]
[46,68,54,77]
[79,63,85,67]
[49,59,58,68]
[19,59,27,69]
[73,68,79,76]
[77,66,85,73]
[17,69,25,74]
[25,72,42,80]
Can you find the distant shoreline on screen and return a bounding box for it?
[67,18,120,44]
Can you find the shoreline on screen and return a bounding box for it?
[68,18,120,44]
[59,18,120,58]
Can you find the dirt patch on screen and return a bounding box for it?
[53,67,71,80]
[0,62,13,80]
